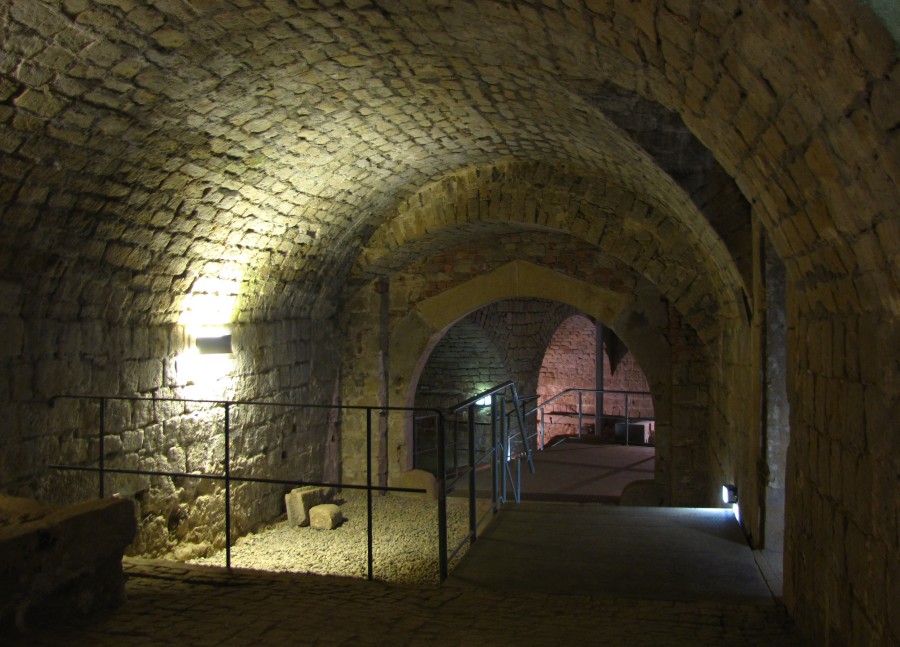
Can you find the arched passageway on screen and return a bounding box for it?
[1,2,896,644]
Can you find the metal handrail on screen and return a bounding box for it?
[47,394,446,581]
[528,387,654,449]
[531,387,651,414]
[436,382,538,563]
[449,381,535,471]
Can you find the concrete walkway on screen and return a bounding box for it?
[468,438,656,503]
[447,504,772,603]
[10,440,801,646]
[520,439,656,502]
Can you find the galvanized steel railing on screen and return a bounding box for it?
[529,388,655,449]
[414,382,537,570]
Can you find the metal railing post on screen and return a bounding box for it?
[540,407,545,450]
[437,412,448,582]
[516,457,521,503]
[411,414,417,470]
[512,388,534,474]
[224,402,232,572]
[452,417,459,473]
[491,395,499,513]
[467,404,477,544]
[578,390,583,439]
[625,396,630,446]
[499,396,507,503]
[366,408,374,581]
[98,397,106,499]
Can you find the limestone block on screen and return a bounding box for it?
[309,504,343,530]
[285,486,334,527]
[0,495,136,631]
[390,469,438,501]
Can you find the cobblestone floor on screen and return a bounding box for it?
[12,558,802,646]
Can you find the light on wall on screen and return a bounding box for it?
[177,279,238,398]
[180,277,238,332]
[178,328,235,400]
[722,483,738,505]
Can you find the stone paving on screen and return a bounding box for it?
[11,557,801,646]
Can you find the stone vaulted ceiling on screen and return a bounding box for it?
[1,0,896,330]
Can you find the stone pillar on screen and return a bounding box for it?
[762,237,788,565]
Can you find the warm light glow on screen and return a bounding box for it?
[180,277,238,334]
[176,276,239,399]
[177,346,234,401]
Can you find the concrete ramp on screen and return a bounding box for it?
[447,503,774,604]
[519,440,655,502]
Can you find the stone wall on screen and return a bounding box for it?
[415,320,510,412]
[785,311,899,644]
[467,300,575,399]
[1,314,336,558]
[664,305,717,507]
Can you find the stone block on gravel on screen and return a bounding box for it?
[309,504,343,530]
[285,486,334,527]
[390,469,438,500]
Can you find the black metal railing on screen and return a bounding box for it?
[47,394,447,581]
[528,388,655,449]
[48,382,557,584]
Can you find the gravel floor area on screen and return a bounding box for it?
[188,492,482,585]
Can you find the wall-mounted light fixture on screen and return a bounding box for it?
[476,395,492,406]
[195,327,233,354]
[177,277,238,399]
[722,483,738,505]
[178,325,235,400]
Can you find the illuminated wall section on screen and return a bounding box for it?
[176,276,238,402]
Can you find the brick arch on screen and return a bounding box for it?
[357,160,744,343]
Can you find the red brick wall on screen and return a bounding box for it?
[537,315,654,444]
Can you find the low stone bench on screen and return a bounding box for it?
[0,494,136,632]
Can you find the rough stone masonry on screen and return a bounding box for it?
[0,2,897,645]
